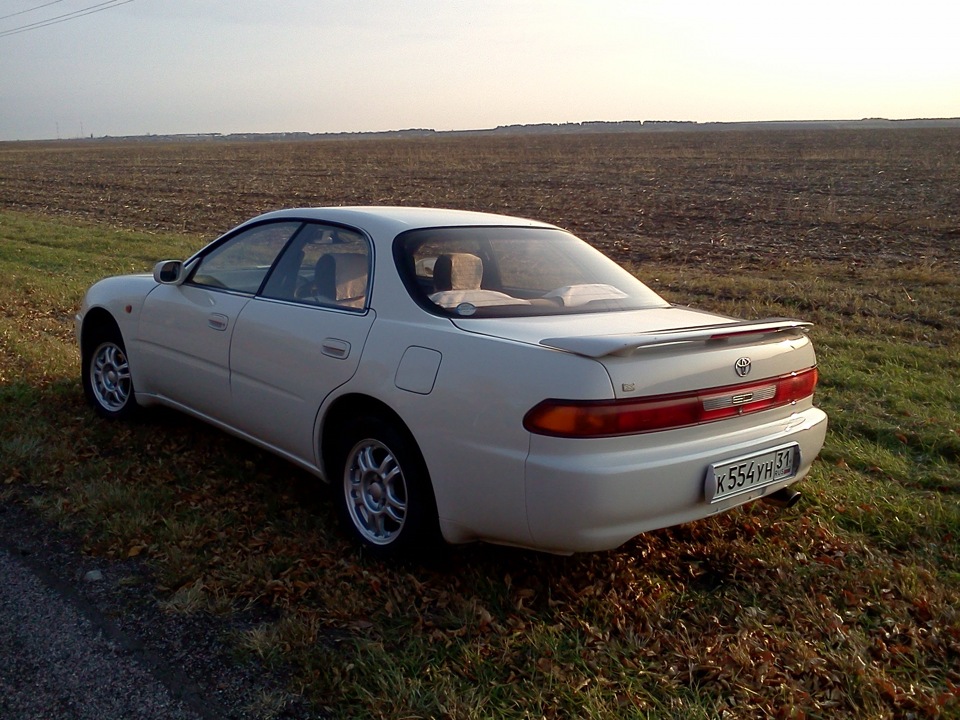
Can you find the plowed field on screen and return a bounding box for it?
[2,128,957,269]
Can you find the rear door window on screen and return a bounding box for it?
[260,223,370,310]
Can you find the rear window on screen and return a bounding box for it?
[394,226,669,317]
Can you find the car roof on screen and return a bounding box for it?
[247,206,559,238]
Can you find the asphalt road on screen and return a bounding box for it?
[0,547,204,720]
[0,501,313,720]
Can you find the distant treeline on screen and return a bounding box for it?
[22,117,960,144]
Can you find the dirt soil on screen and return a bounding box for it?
[1,128,957,269]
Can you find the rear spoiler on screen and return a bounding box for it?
[540,318,812,358]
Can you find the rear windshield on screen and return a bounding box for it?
[394,226,669,317]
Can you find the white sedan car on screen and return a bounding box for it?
[76,207,827,555]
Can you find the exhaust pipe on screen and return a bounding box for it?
[762,487,802,509]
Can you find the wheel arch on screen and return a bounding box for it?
[80,306,140,419]
[319,393,421,481]
[321,392,446,555]
[80,307,123,358]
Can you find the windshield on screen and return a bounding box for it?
[394,226,669,318]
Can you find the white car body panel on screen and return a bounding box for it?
[337,317,616,547]
[77,206,828,553]
[454,309,817,398]
[75,274,156,395]
[597,331,816,399]
[230,298,376,463]
[525,403,827,552]
[452,306,726,346]
[137,283,250,417]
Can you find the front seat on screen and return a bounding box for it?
[297,254,337,300]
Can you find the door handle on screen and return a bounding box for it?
[208,313,229,331]
[321,338,351,359]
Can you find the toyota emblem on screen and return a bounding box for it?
[735,357,752,377]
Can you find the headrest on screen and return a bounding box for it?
[334,253,368,301]
[433,253,483,291]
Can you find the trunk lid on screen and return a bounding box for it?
[452,306,817,399]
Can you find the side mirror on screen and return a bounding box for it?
[153,260,184,284]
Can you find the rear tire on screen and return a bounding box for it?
[333,415,440,559]
[82,325,138,420]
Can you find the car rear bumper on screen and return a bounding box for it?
[523,406,828,553]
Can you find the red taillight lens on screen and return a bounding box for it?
[524,367,818,438]
[779,366,819,403]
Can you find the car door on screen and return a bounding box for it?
[136,221,302,421]
[227,222,376,464]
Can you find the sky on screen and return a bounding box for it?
[1,0,958,141]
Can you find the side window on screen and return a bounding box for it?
[260,223,370,310]
[190,222,302,293]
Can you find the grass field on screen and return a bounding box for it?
[1,129,959,718]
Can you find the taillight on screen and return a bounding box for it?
[524,367,818,438]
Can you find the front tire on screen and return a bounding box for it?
[82,326,138,420]
[334,415,440,558]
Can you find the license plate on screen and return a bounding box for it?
[705,444,799,503]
